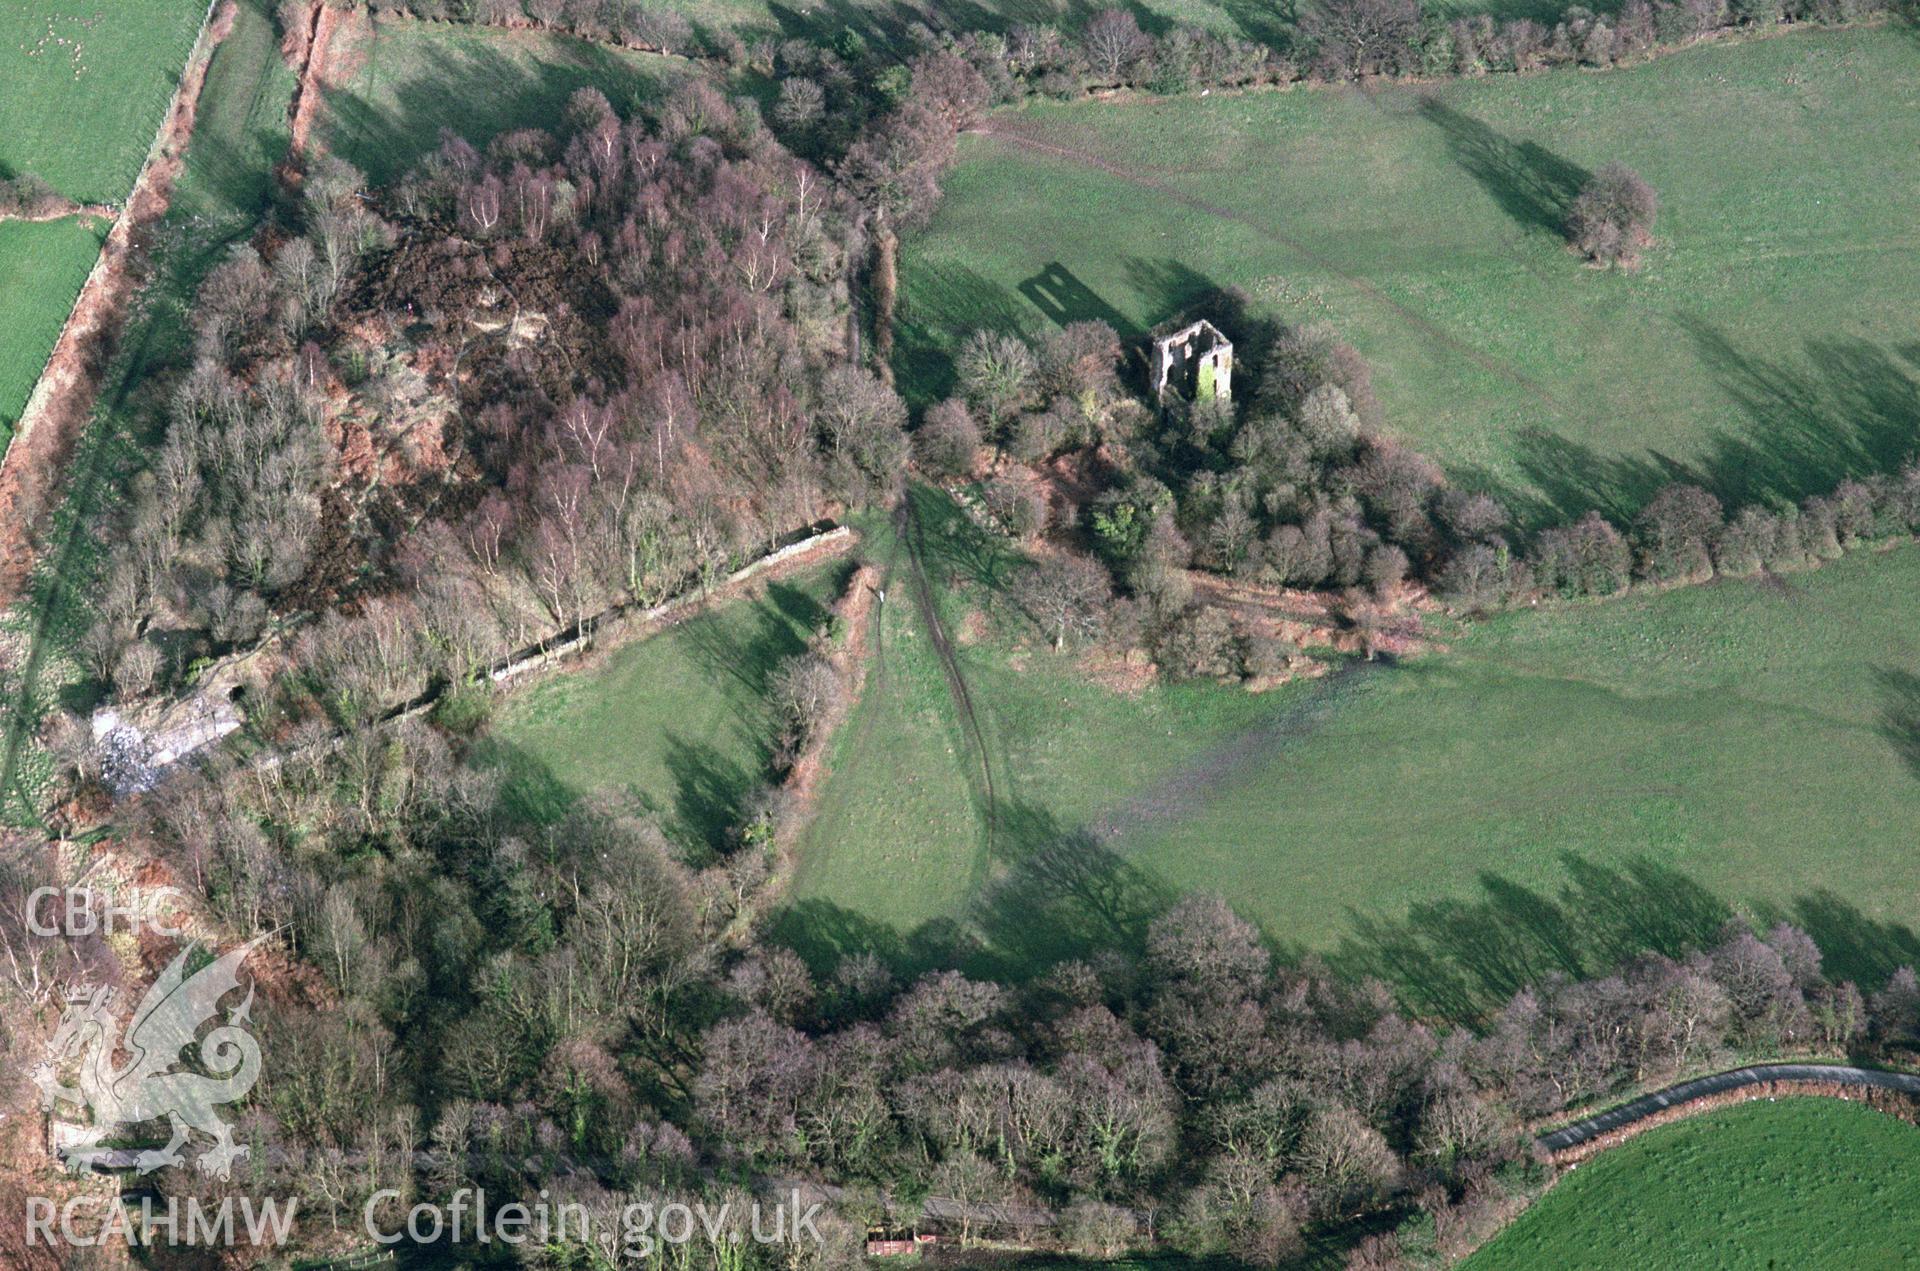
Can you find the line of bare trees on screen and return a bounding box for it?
[31,715,1920,1268]
[751,0,1911,169]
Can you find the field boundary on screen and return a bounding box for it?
[234,526,860,782]
[1537,1062,1920,1162]
[287,0,343,158]
[481,526,855,693]
[0,202,117,225]
[736,559,882,941]
[0,0,229,600]
[366,10,704,63]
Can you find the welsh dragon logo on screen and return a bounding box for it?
[31,937,265,1180]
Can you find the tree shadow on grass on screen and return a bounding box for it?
[1331,852,1734,1024]
[770,898,987,983]
[174,0,296,224]
[762,0,925,50]
[1418,99,1589,239]
[1018,261,1134,333]
[773,801,1173,984]
[778,831,1920,1023]
[675,579,830,728]
[764,0,1185,49]
[1762,888,1920,994]
[972,802,1177,970]
[893,262,1029,408]
[321,32,682,187]
[471,722,762,865]
[661,734,759,860]
[907,483,1023,597]
[1683,321,1920,510]
[1875,666,1920,782]
[1336,849,1920,1026]
[1211,0,1296,49]
[1462,324,1920,532]
[469,736,583,831]
[662,581,839,852]
[1122,257,1231,335]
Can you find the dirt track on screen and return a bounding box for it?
[899,498,1000,853]
[1537,1062,1920,1160]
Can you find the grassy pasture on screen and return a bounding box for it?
[0,0,209,451]
[1116,542,1920,1012]
[899,27,1920,526]
[785,489,1291,973]
[1469,1098,1920,1268]
[319,18,693,186]
[0,0,209,204]
[782,486,1920,1007]
[483,563,853,856]
[0,218,107,443]
[0,0,298,823]
[169,0,300,230]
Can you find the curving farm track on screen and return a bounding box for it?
[1537,1062,1920,1157]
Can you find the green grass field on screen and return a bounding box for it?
[1115,542,1920,1013]
[168,0,298,230]
[784,490,1290,976]
[0,217,106,442]
[655,0,1272,52]
[0,0,297,824]
[0,0,209,452]
[0,0,209,203]
[900,27,1920,526]
[1470,1099,1920,1268]
[320,18,693,186]
[782,486,1920,1005]
[483,564,853,856]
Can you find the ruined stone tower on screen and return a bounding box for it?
[1151,320,1232,406]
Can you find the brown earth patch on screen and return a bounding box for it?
[1189,571,1339,628]
[0,1127,121,1271]
[1193,571,1436,662]
[1243,656,1331,694]
[955,608,988,645]
[286,0,348,159]
[70,837,333,1009]
[1077,645,1156,696]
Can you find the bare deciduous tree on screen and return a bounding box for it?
[1303,0,1425,79]
[1567,162,1657,266]
[1082,9,1150,82]
[1013,553,1112,649]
